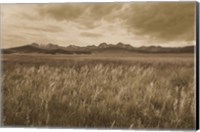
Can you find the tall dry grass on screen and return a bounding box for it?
[2,56,195,129]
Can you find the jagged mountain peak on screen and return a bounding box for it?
[31,42,40,47]
[98,42,109,48]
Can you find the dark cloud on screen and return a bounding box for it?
[123,2,196,42]
[80,32,103,38]
[37,4,86,21]
[36,3,123,28]
[85,4,123,20]
[37,3,123,20]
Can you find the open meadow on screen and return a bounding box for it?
[1,53,196,129]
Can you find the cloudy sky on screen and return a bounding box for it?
[1,2,196,48]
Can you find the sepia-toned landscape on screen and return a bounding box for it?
[1,2,196,129]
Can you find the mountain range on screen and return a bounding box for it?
[2,42,195,54]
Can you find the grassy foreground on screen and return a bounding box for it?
[2,54,195,129]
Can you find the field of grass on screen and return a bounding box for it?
[2,53,196,129]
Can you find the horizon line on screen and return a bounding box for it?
[2,42,196,49]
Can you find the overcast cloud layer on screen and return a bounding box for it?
[1,2,196,48]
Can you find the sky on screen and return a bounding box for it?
[1,2,196,48]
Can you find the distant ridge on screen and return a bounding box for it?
[2,42,195,54]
